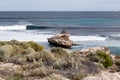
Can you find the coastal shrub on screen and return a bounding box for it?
[96,51,113,68]
[18,57,27,65]
[39,50,56,65]
[23,66,52,77]
[42,73,69,80]
[22,62,43,70]
[65,56,80,69]
[28,41,44,51]
[24,54,36,63]
[69,71,87,80]
[13,45,24,55]
[114,59,120,71]
[115,59,120,66]
[19,42,31,49]
[53,56,79,69]
[0,50,4,61]
[8,54,26,65]
[0,45,14,61]
[8,39,19,45]
[0,41,6,46]
[12,73,24,80]
[115,56,120,69]
[115,55,120,59]
[53,59,65,69]
[86,53,100,62]
[9,48,36,64]
[51,47,69,59]
[21,50,55,65]
[53,60,73,69]
[23,47,35,55]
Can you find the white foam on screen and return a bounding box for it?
[0,30,53,42]
[70,36,106,41]
[0,30,106,42]
[0,25,26,30]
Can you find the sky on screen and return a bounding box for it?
[0,0,120,11]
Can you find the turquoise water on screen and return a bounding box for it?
[35,18,120,26]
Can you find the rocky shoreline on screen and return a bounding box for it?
[0,40,120,80]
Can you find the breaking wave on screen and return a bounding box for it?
[0,25,26,30]
[70,36,106,41]
[107,34,120,40]
[0,30,107,42]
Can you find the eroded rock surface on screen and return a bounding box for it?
[82,71,120,80]
[48,31,73,48]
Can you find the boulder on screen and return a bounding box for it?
[48,31,73,48]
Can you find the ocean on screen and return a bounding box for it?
[0,11,120,55]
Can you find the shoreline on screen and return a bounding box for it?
[0,40,120,80]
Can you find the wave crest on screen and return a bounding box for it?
[71,36,106,41]
[108,35,120,40]
[0,25,26,30]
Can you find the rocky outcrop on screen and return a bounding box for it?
[0,62,21,80]
[48,31,73,48]
[80,46,110,55]
[82,71,120,80]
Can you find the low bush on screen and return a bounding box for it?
[51,47,69,59]
[86,53,100,62]
[69,71,87,80]
[0,45,14,61]
[42,73,68,80]
[39,50,56,65]
[28,41,44,51]
[53,55,79,69]
[22,66,52,77]
[13,45,24,55]
[96,51,113,68]
[19,42,31,49]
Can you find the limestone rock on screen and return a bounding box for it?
[80,46,110,55]
[82,71,120,80]
[48,31,73,48]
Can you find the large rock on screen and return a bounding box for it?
[48,31,73,48]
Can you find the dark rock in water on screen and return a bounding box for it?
[61,30,69,34]
[48,31,73,48]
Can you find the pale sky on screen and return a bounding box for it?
[0,0,120,11]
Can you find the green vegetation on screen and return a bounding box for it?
[0,40,117,80]
[0,45,14,61]
[28,41,44,51]
[51,47,70,59]
[12,73,24,80]
[96,51,113,68]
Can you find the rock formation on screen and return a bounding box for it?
[48,31,73,48]
[82,71,120,80]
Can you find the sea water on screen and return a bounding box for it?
[0,11,120,55]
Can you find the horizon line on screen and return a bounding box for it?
[0,11,119,12]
